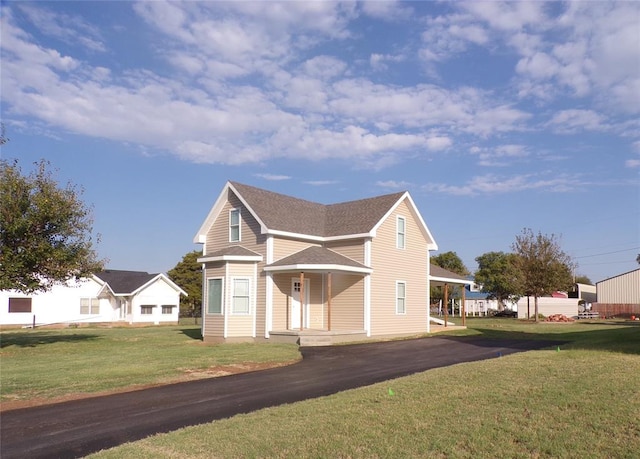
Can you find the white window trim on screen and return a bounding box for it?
[80,297,100,315]
[231,277,252,315]
[396,281,407,315]
[396,216,406,249]
[206,277,224,315]
[229,208,241,242]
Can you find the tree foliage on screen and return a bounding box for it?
[167,250,202,318]
[431,251,469,276]
[431,251,469,302]
[511,228,574,321]
[474,251,521,310]
[0,159,104,293]
[574,275,592,285]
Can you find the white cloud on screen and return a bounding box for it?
[254,173,291,181]
[461,1,549,31]
[376,180,413,190]
[422,172,585,196]
[303,180,339,186]
[471,144,529,167]
[547,109,607,134]
[360,1,413,21]
[17,4,106,52]
[370,53,405,71]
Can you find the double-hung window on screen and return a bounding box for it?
[232,278,250,314]
[397,216,406,249]
[229,209,241,242]
[80,298,100,314]
[396,281,406,314]
[207,278,223,314]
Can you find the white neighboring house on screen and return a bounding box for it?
[0,270,187,327]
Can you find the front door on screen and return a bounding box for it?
[291,278,310,330]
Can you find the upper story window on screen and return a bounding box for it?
[396,216,406,249]
[229,209,241,242]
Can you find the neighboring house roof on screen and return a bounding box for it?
[264,246,372,274]
[464,284,491,300]
[94,270,187,296]
[429,265,474,286]
[194,181,437,249]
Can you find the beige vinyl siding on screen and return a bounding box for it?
[205,191,267,250]
[270,273,325,330]
[329,273,365,330]
[202,190,269,338]
[597,269,640,304]
[273,238,320,261]
[203,263,225,339]
[370,199,428,336]
[271,274,290,330]
[325,239,366,263]
[225,263,257,337]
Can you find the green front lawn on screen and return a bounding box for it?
[89,319,640,458]
[0,325,300,403]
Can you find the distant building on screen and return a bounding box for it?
[592,269,640,317]
[1,270,187,327]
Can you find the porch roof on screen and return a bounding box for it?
[264,246,372,275]
[429,264,474,287]
[198,246,263,263]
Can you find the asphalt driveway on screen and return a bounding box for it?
[0,336,560,459]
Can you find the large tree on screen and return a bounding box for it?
[431,251,469,303]
[168,250,203,319]
[431,251,469,276]
[474,251,522,310]
[0,159,103,293]
[511,228,574,321]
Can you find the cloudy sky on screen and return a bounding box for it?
[1,1,639,283]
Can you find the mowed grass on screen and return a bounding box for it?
[0,325,300,403]
[90,319,640,459]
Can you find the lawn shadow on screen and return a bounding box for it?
[178,327,202,340]
[0,332,100,348]
[440,320,640,356]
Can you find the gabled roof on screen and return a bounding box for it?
[264,246,372,274]
[194,181,437,249]
[94,270,187,296]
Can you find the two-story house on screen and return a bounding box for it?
[193,181,441,345]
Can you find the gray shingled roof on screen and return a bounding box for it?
[430,265,471,283]
[204,246,262,258]
[94,270,157,294]
[267,246,368,270]
[230,181,405,237]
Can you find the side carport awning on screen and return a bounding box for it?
[429,264,475,327]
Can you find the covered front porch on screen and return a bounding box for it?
[264,246,373,342]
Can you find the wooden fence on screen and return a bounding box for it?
[590,303,640,318]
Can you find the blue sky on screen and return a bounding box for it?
[1,1,639,283]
